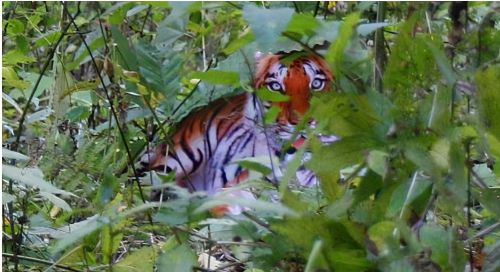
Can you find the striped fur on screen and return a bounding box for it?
[141,53,333,196]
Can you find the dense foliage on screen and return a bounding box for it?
[2,2,500,271]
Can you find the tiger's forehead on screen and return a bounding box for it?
[265,58,323,81]
[254,53,333,88]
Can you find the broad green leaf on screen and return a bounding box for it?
[483,240,500,272]
[309,136,376,199]
[304,239,323,272]
[424,40,457,86]
[115,247,156,272]
[366,221,396,257]
[386,176,432,218]
[2,192,15,204]
[126,4,149,17]
[3,50,36,65]
[26,108,53,124]
[285,13,320,38]
[2,149,29,160]
[111,25,138,71]
[194,196,299,217]
[327,249,373,271]
[242,4,295,52]
[2,67,30,89]
[264,105,281,124]
[34,30,62,48]
[6,18,25,35]
[190,70,240,86]
[356,22,390,36]
[38,191,72,211]
[367,150,388,177]
[2,165,75,197]
[66,106,91,122]
[52,215,105,254]
[476,65,500,140]
[156,244,196,272]
[222,31,255,55]
[256,87,290,102]
[326,12,360,75]
[419,224,450,269]
[232,156,275,176]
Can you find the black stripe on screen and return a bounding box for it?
[180,141,201,174]
[220,168,228,186]
[239,132,255,153]
[204,102,226,157]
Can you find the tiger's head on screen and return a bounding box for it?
[254,52,333,126]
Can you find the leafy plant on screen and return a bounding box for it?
[2,2,500,271]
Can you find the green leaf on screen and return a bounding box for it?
[222,31,255,56]
[309,136,376,200]
[2,165,75,197]
[2,192,15,204]
[38,191,72,211]
[264,105,281,124]
[115,247,156,272]
[304,239,323,272]
[419,224,449,269]
[233,157,273,176]
[52,215,105,254]
[3,50,36,65]
[483,240,500,272]
[285,13,320,38]
[66,106,91,122]
[6,18,25,35]
[111,24,138,71]
[2,148,29,161]
[34,30,62,48]
[356,22,390,36]
[256,87,290,102]
[242,4,295,52]
[190,70,240,86]
[366,221,397,257]
[326,12,360,75]
[424,40,457,86]
[2,67,30,89]
[156,244,196,272]
[476,65,500,140]
[386,176,432,218]
[367,150,388,177]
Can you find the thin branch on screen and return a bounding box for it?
[374,1,387,93]
[2,253,82,272]
[13,3,77,151]
[62,4,150,212]
[313,1,320,17]
[140,5,152,37]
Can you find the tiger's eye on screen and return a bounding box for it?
[311,78,325,90]
[268,81,283,92]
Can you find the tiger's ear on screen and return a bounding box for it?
[254,52,279,87]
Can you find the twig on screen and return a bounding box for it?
[242,211,271,230]
[313,1,320,17]
[140,5,152,36]
[13,4,77,151]
[62,4,150,212]
[2,253,82,272]
[374,1,387,93]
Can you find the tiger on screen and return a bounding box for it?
[140,51,334,202]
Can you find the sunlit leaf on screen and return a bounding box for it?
[156,244,196,272]
[2,149,29,161]
[38,191,72,212]
[243,4,295,52]
[2,165,75,197]
[190,70,240,86]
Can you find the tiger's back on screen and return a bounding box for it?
[141,52,333,196]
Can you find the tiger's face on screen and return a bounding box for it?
[254,53,333,125]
